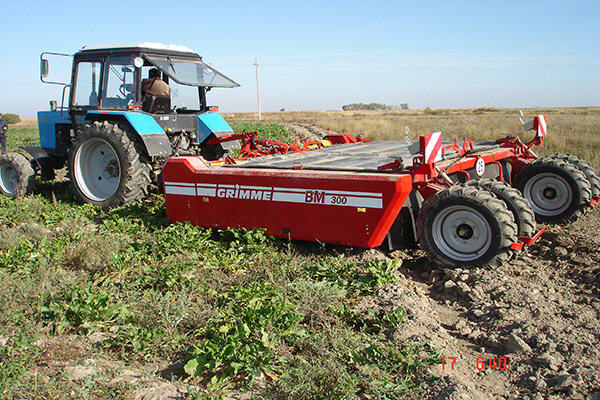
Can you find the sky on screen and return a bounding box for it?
[0,0,599,116]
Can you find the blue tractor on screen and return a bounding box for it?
[0,43,239,208]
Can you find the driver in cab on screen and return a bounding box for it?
[142,68,171,97]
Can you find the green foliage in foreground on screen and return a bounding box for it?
[0,123,439,399]
[0,193,440,398]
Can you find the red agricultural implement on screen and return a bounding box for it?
[162,115,599,267]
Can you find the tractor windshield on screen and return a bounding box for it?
[144,55,239,88]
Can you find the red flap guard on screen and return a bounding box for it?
[510,225,547,251]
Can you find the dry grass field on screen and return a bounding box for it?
[224,107,600,168]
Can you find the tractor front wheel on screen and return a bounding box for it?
[68,121,151,209]
[0,152,35,198]
[514,157,592,223]
[417,185,517,268]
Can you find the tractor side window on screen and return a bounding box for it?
[103,57,135,109]
[170,80,200,111]
[73,61,102,107]
[141,65,198,111]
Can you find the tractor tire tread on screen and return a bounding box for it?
[0,152,36,198]
[416,185,517,268]
[548,154,600,198]
[68,121,151,209]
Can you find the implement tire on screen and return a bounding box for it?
[513,157,592,224]
[0,152,35,198]
[68,121,151,209]
[465,178,536,238]
[549,154,600,199]
[417,185,517,268]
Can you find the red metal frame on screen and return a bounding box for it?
[163,157,413,248]
[207,132,371,160]
[163,117,595,252]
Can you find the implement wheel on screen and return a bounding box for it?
[417,185,517,267]
[549,154,600,198]
[514,157,592,223]
[68,121,151,209]
[0,152,35,198]
[465,178,536,238]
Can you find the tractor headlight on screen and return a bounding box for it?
[133,57,144,68]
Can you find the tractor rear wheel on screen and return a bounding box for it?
[513,157,592,223]
[68,121,151,209]
[417,185,517,267]
[548,154,600,199]
[0,152,35,198]
[465,178,536,238]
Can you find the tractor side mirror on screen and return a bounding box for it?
[41,59,49,78]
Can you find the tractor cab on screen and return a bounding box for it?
[22,43,241,208]
[67,43,239,115]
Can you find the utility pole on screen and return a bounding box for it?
[254,58,262,120]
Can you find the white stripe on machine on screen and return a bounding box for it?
[164,185,196,196]
[164,182,383,209]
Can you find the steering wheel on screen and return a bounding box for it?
[119,84,136,103]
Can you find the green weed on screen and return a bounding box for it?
[41,285,129,334]
[230,122,293,142]
[306,258,401,295]
[184,281,304,385]
[0,333,38,395]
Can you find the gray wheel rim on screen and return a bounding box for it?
[432,205,492,262]
[0,163,18,194]
[523,172,572,217]
[73,138,121,202]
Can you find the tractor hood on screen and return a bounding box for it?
[144,54,239,88]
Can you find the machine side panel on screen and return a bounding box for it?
[162,158,412,248]
[86,110,165,134]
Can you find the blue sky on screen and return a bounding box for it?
[1,0,599,116]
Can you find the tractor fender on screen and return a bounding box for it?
[17,145,57,181]
[197,112,240,150]
[85,111,171,158]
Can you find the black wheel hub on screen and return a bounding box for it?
[543,187,557,200]
[456,223,474,240]
[105,160,120,178]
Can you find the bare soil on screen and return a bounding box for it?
[282,123,600,399]
[348,212,600,400]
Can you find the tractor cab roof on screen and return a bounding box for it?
[77,42,201,59]
[75,42,239,88]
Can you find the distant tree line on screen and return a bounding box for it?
[0,113,21,124]
[341,103,408,111]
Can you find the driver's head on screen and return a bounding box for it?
[148,68,160,78]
